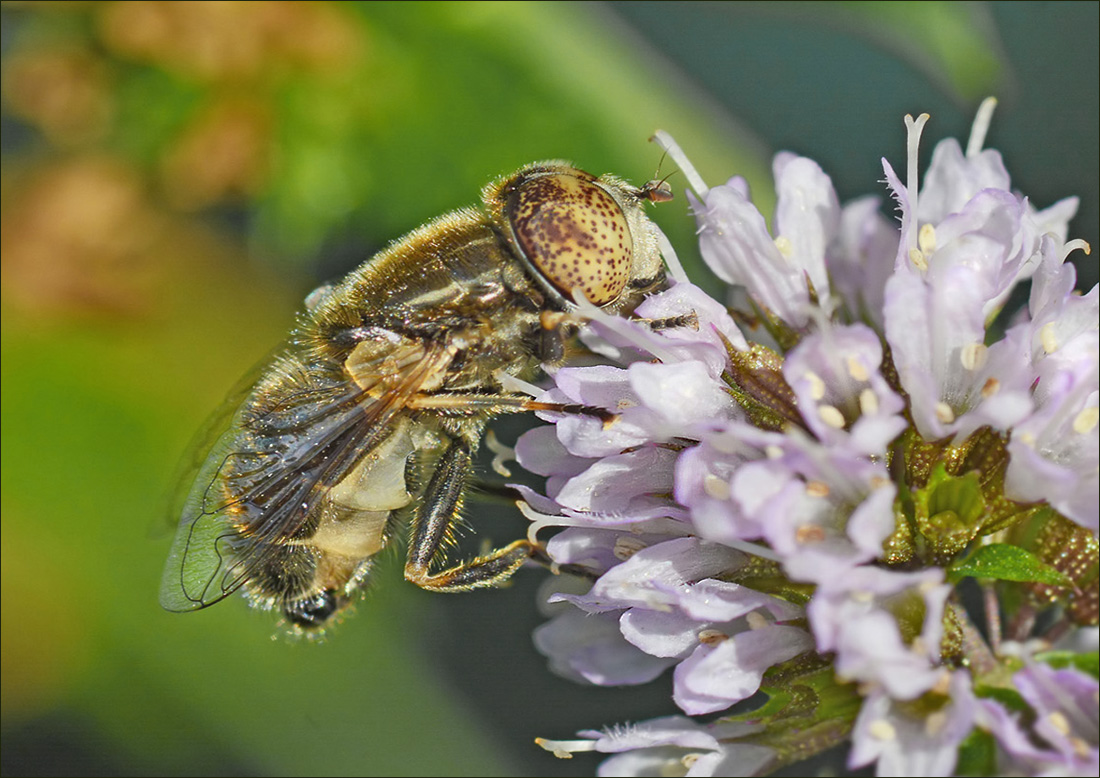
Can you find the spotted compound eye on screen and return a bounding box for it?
[507,172,633,306]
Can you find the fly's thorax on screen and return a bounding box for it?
[301,210,551,364]
[314,210,515,324]
[483,162,666,314]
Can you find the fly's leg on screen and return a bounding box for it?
[404,394,613,589]
[407,393,616,425]
[404,438,537,592]
[540,309,699,333]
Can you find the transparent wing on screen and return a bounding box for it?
[160,342,288,540]
[159,338,452,612]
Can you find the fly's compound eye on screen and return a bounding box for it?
[507,172,633,306]
[284,589,339,630]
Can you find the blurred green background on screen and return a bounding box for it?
[1,2,1096,776]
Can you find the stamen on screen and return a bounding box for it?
[935,402,955,424]
[846,356,870,382]
[925,710,948,736]
[651,130,709,199]
[796,524,827,544]
[959,343,988,371]
[1073,406,1099,435]
[703,473,731,500]
[697,629,729,645]
[909,247,928,271]
[805,480,831,497]
[966,97,998,158]
[1047,711,1071,736]
[859,387,879,415]
[981,378,1000,398]
[869,719,897,740]
[774,235,794,258]
[930,671,952,696]
[818,404,846,429]
[918,223,937,255]
[1040,322,1059,354]
[805,370,827,400]
[745,611,770,630]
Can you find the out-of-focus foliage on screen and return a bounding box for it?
[811,1,1005,101]
[0,0,767,295]
[2,2,1093,776]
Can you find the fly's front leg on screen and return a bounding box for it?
[407,393,617,425]
[540,309,699,333]
[405,438,536,592]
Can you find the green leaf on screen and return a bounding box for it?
[973,684,1028,714]
[915,464,985,557]
[927,465,986,525]
[833,1,1005,102]
[1034,650,1100,680]
[954,728,997,776]
[948,543,1072,586]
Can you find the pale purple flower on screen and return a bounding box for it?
[671,620,813,716]
[1004,237,1100,532]
[536,716,777,777]
[534,535,812,713]
[879,109,1080,443]
[808,566,950,699]
[1015,663,1100,774]
[688,153,838,329]
[977,661,1100,776]
[533,606,673,686]
[525,102,1098,777]
[782,323,907,455]
[849,672,977,776]
[726,432,898,584]
[828,195,901,328]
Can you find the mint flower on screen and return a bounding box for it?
[525,99,1098,776]
[977,659,1100,775]
[535,716,777,777]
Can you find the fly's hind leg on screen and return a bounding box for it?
[405,437,537,592]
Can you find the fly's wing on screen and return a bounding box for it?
[160,342,289,541]
[159,338,454,612]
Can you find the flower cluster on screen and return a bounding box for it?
[522,100,1098,776]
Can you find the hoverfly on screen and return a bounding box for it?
[160,162,671,631]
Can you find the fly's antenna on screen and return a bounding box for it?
[638,141,678,203]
